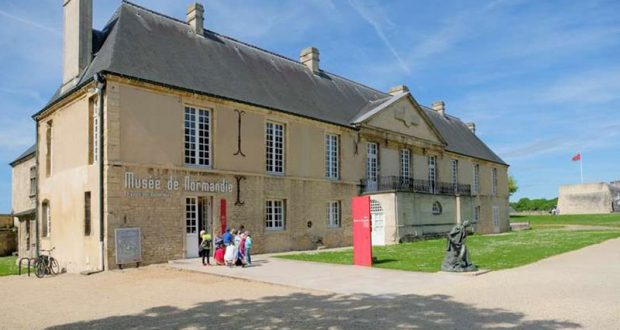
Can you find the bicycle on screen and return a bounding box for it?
[34,248,60,278]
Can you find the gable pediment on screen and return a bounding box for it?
[360,94,444,145]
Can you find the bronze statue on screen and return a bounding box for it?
[441,220,478,272]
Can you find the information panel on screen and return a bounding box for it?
[352,196,372,266]
[115,227,142,265]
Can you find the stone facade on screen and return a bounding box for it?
[557,182,620,215]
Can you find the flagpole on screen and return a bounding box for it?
[580,153,583,184]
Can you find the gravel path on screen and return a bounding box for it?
[2,238,619,329]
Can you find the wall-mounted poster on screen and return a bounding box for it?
[115,227,142,266]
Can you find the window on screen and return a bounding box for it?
[400,149,411,184]
[29,166,37,197]
[88,97,99,164]
[25,220,30,250]
[492,168,498,196]
[42,201,50,238]
[492,206,500,232]
[185,197,198,234]
[266,122,285,174]
[45,121,52,177]
[473,164,480,194]
[184,107,211,166]
[367,142,378,183]
[325,134,339,179]
[265,200,285,230]
[428,156,437,193]
[474,205,481,223]
[84,192,91,236]
[327,201,340,227]
[451,159,459,192]
[432,201,442,215]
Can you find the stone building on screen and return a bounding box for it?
[9,145,36,258]
[557,182,620,215]
[28,0,509,273]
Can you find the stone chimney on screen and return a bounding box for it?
[62,0,93,92]
[431,100,446,116]
[388,85,409,96]
[187,3,205,35]
[300,47,320,73]
[466,122,476,134]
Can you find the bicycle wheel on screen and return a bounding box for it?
[34,259,46,278]
[49,257,60,275]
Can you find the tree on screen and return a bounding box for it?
[508,174,518,196]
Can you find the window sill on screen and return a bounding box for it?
[266,172,285,177]
[327,225,341,229]
[265,228,285,232]
[184,164,213,170]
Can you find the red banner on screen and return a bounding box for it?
[352,196,372,267]
[220,199,227,235]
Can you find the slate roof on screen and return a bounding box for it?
[42,1,507,166]
[9,144,36,167]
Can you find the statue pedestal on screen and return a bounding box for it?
[440,269,491,276]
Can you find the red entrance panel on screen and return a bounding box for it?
[352,196,372,266]
[220,199,227,235]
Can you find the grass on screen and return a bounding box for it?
[510,213,620,227]
[0,256,19,276]
[278,214,620,272]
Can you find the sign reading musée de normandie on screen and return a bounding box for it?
[124,171,233,198]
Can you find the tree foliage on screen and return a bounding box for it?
[508,175,518,196]
[510,197,558,212]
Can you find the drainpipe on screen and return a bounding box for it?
[95,73,106,271]
[35,121,40,258]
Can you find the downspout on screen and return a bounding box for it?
[35,120,40,258]
[95,73,106,271]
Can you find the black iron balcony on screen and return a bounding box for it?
[360,176,471,196]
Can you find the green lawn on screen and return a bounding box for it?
[278,214,620,272]
[510,213,620,227]
[0,256,19,276]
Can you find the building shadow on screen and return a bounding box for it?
[48,292,580,329]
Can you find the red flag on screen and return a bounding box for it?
[572,153,581,161]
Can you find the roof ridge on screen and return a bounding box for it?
[120,0,388,97]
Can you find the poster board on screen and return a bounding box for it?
[352,196,372,266]
[115,227,142,266]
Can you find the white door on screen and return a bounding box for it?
[367,143,378,191]
[185,197,199,258]
[371,199,385,246]
[492,206,500,233]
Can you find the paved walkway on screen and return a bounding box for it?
[169,253,474,296]
[169,238,620,328]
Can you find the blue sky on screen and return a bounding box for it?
[0,0,619,212]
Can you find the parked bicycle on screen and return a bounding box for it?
[34,248,60,278]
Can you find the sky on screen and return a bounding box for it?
[0,0,619,212]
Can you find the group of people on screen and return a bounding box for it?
[199,225,252,267]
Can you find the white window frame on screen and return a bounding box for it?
[492,168,498,196]
[327,201,340,227]
[367,142,378,183]
[184,106,211,167]
[428,155,437,193]
[473,164,480,195]
[185,197,198,234]
[451,159,459,191]
[266,122,285,175]
[29,166,37,197]
[400,149,411,184]
[265,199,285,230]
[325,134,339,179]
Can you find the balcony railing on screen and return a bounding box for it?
[360,176,472,196]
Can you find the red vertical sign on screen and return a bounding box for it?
[220,198,227,235]
[352,196,372,266]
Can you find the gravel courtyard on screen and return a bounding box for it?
[2,238,619,329]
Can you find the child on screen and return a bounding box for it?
[214,245,225,265]
[244,231,253,265]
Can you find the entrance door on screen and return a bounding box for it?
[492,206,500,233]
[185,197,212,258]
[370,199,385,246]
